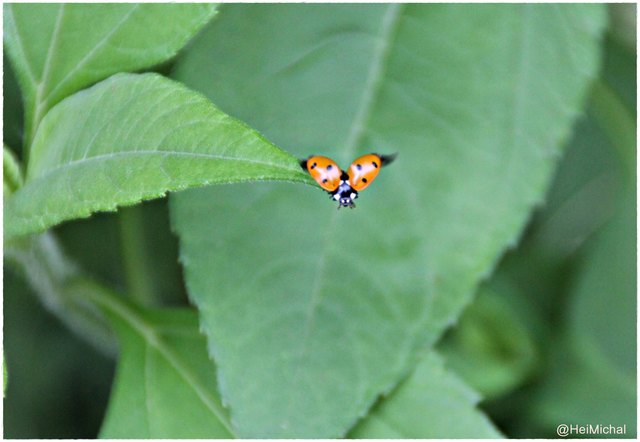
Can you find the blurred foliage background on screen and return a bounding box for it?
[438,5,636,436]
[3,3,636,438]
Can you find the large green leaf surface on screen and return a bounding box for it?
[171,4,605,437]
[75,283,233,438]
[351,352,502,438]
[3,3,217,145]
[4,73,311,239]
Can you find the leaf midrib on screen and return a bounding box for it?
[25,5,146,146]
[36,4,65,104]
[504,5,534,185]
[5,5,38,86]
[29,4,65,146]
[27,149,304,183]
[84,283,235,437]
[281,3,404,432]
[42,4,141,107]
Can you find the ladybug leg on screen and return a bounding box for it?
[336,200,356,209]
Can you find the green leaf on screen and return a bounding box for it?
[3,3,217,147]
[3,52,25,152]
[350,352,502,438]
[4,73,311,240]
[527,197,636,437]
[4,144,24,197]
[171,4,605,437]
[90,279,501,440]
[84,284,233,438]
[572,191,635,375]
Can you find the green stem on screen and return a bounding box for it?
[118,205,157,306]
[5,232,117,355]
[70,277,160,345]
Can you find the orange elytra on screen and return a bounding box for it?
[300,153,397,209]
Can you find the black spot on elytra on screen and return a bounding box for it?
[322,179,328,183]
[311,162,317,169]
[362,177,368,183]
[356,164,362,170]
[327,164,333,171]
[372,161,378,168]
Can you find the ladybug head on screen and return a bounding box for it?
[331,181,358,209]
[338,196,356,209]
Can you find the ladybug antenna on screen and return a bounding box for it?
[378,152,398,167]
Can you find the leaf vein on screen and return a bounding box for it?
[42,4,140,105]
[5,5,38,86]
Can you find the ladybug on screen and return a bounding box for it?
[300,153,397,209]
